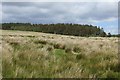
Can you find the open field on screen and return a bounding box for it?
[1,30,120,78]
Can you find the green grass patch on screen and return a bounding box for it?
[54,49,65,58]
[2,59,15,78]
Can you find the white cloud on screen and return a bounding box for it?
[2,2,117,23]
[2,2,118,34]
[2,2,118,26]
[2,0,119,2]
[0,2,2,23]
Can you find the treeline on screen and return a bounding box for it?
[1,23,117,37]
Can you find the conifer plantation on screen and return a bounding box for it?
[2,23,107,37]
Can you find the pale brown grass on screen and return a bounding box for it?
[1,30,119,78]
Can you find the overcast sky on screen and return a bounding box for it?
[1,2,118,34]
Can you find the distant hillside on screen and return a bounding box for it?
[1,23,107,37]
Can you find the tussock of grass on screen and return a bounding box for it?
[26,35,36,38]
[37,45,44,49]
[73,46,82,53]
[65,47,72,53]
[53,43,65,49]
[76,53,86,60]
[34,40,47,45]
[9,42,20,51]
[47,46,54,51]
[9,42,19,47]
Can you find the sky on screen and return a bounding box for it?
[1,1,119,34]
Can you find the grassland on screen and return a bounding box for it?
[1,30,120,78]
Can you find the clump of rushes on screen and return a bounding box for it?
[37,45,44,49]
[99,44,103,48]
[47,46,54,51]
[65,47,72,53]
[73,46,81,53]
[9,42,19,46]
[9,42,20,51]
[53,43,65,49]
[34,40,47,45]
[26,35,35,38]
[53,43,60,49]
[76,53,86,60]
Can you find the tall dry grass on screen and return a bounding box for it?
[1,30,119,78]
